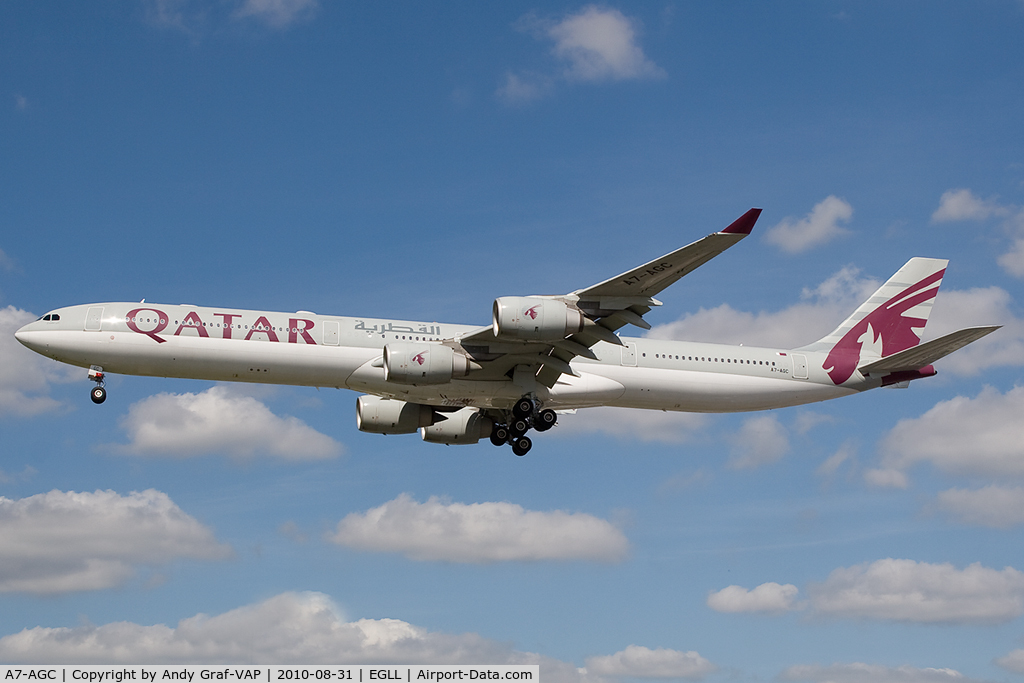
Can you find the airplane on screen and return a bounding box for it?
[14,208,999,456]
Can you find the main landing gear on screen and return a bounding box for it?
[489,397,557,456]
[88,366,106,404]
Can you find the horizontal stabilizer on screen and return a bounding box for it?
[858,325,1000,375]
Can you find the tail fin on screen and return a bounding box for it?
[800,257,948,385]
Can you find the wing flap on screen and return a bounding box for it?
[858,326,1000,375]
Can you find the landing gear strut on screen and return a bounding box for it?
[88,366,106,404]
[488,397,557,456]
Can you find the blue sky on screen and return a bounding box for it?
[2,1,1024,680]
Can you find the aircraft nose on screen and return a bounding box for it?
[14,324,42,351]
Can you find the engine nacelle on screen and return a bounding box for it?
[492,297,584,341]
[356,395,439,434]
[383,343,472,385]
[420,408,494,445]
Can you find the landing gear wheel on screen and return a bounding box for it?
[511,436,532,456]
[490,425,510,446]
[513,398,535,419]
[509,418,530,437]
[535,409,557,432]
[90,386,107,404]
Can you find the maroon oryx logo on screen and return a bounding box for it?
[412,352,426,365]
[524,305,540,320]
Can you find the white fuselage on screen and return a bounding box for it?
[15,302,872,413]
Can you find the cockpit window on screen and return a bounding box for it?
[42,313,60,321]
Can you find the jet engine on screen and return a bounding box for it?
[420,407,494,445]
[356,395,440,434]
[383,343,473,385]
[492,297,584,341]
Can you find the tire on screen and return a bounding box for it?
[535,409,557,432]
[512,436,532,456]
[90,386,107,404]
[510,418,530,437]
[512,398,534,419]
[490,426,509,446]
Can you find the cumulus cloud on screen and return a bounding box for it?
[328,493,628,563]
[931,188,1009,223]
[647,265,880,348]
[806,558,1024,624]
[234,0,317,28]
[546,6,664,82]
[763,196,853,254]
[584,645,716,680]
[934,485,1024,528]
[495,72,551,106]
[924,286,1024,375]
[0,489,230,594]
[817,440,855,479]
[0,591,578,679]
[556,406,709,444]
[500,6,663,103]
[706,582,799,614]
[930,187,1024,279]
[114,386,341,460]
[0,247,15,270]
[781,662,980,683]
[727,415,790,470]
[0,306,83,416]
[997,648,1024,674]
[878,385,1024,479]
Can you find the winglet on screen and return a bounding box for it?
[720,208,762,235]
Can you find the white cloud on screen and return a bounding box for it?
[647,265,880,348]
[930,188,1024,279]
[0,489,230,594]
[547,6,664,82]
[878,386,1024,479]
[114,386,342,460]
[0,247,15,270]
[781,662,979,683]
[727,415,789,470]
[706,582,799,614]
[234,0,317,28]
[806,558,1024,624]
[763,196,853,254]
[925,286,1024,375]
[0,591,583,680]
[817,440,855,479]
[863,467,908,489]
[1,306,83,416]
[500,6,663,103]
[931,188,1009,223]
[496,72,550,105]
[584,645,716,680]
[328,493,628,563]
[997,648,1024,674]
[934,485,1024,528]
[556,406,709,444]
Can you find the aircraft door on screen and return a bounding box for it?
[85,307,103,331]
[323,320,340,346]
[621,342,637,366]
[792,353,808,379]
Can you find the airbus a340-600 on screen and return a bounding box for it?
[15,209,999,455]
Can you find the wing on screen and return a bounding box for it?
[456,209,761,388]
[858,325,1000,375]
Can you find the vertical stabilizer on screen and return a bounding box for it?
[799,257,948,385]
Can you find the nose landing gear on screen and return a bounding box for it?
[88,366,106,404]
[489,397,557,456]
